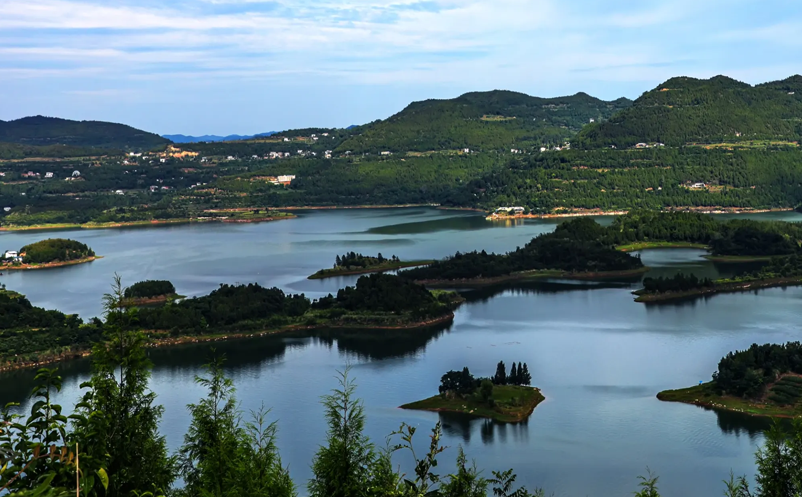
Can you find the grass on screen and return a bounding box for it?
[616,241,709,252]
[657,381,802,418]
[400,385,545,423]
[307,260,435,279]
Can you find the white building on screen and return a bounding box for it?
[380,151,392,156]
[540,147,547,152]
[277,175,296,184]
[4,251,18,259]
[72,170,81,177]
[463,148,470,153]
[283,138,290,142]
[3,207,10,212]
[589,118,595,123]
[115,190,125,195]
[45,172,54,178]
[691,182,706,189]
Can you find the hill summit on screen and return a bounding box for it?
[0,115,170,151]
[575,75,802,148]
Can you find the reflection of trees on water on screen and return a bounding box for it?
[459,280,639,304]
[438,412,530,446]
[710,406,784,440]
[310,324,450,360]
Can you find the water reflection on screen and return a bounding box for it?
[459,279,638,304]
[310,325,450,360]
[438,412,531,445]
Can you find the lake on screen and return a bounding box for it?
[2,208,802,496]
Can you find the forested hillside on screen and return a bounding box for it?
[337,90,632,153]
[0,116,170,150]
[576,75,802,148]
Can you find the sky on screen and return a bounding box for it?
[0,0,800,136]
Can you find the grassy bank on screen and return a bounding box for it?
[416,267,649,288]
[400,385,545,423]
[0,214,295,232]
[616,241,709,252]
[308,260,435,279]
[657,382,802,418]
[1,256,102,271]
[634,275,802,303]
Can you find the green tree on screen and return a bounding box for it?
[510,363,518,386]
[493,361,507,385]
[440,447,487,497]
[309,368,394,497]
[755,422,797,497]
[72,274,175,497]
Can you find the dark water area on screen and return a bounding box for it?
[2,208,802,496]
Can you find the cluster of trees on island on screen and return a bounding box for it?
[439,362,532,406]
[713,341,802,400]
[401,218,644,282]
[334,252,399,268]
[640,274,715,294]
[0,273,456,368]
[6,238,95,265]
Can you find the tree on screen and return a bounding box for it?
[510,363,518,385]
[521,363,532,386]
[480,380,495,406]
[633,469,661,497]
[72,274,175,497]
[440,447,487,497]
[755,422,797,497]
[309,368,391,497]
[493,361,507,385]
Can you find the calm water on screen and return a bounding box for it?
[2,208,802,496]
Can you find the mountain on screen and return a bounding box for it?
[575,75,802,148]
[335,90,632,154]
[0,116,169,150]
[164,132,277,143]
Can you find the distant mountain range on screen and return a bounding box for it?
[163,132,277,143]
[0,116,169,151]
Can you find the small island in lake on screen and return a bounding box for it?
[401,361,544,423]
[634,255,802,303]
[308,252,434,279]
[1,238,100,270]
[123,280,182,306]
[658,342,802,418]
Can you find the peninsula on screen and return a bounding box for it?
[308,252,434,279]
[0,273,463,372]
[401,361,544,423]
[658,342,802,418]
[1,238,100,270]
[634,256,802,303]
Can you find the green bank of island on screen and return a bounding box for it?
[401,361,544,422]
[1,238,99,270]
[399,218,648,287]
[634,255,802,303]
[659,342,802,418]
[308,252,435,279]
[0,273,463,371]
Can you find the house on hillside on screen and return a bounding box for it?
[45,172,54,178]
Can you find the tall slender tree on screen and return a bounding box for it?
[72,274,175,497]
[510,363,518,386]
[493,361,507,385]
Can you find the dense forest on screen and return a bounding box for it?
[713,342,802,399]
[123,280,176,299]
[575,75,802,148]
[17,238,95,264]
[0,288,101,366]
[640,274,715,294]
[0,116,170,150]
[401,218,644,282]
[334,252,399,268]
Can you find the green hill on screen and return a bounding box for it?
[575,75,802,148]
[336,90,632,154]
[0,115,170,151]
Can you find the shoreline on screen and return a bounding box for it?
[400,386,545,423]
[1,255,102,271]
[485,207,795,221]
[657,383,801,419]
[633,276,802,303]
[0,312,455,373]
[308,260,435,280]
[0,215,296,232]
[416,267,649,289]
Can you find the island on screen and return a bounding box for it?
[399,218,648,287]
[123,280,182,306]
[0,273,464,372]
[658,342,802,418]
[1,238,100,270]
[633,255,802,303]
[308,252,435,279]
[400,361,544,423]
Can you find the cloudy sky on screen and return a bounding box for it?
[0,0,799,135]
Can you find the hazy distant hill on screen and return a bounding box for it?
[336,90,632,154]
[0,116,170,150]
[575,75,802,148]
[164,132,277,143]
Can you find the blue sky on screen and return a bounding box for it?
[0,0,800,135]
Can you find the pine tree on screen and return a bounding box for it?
[517,362,524,385]
[521,363,532,386]
[510,363,518,386]
[493,361,507,385]
[336,255,342,267]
